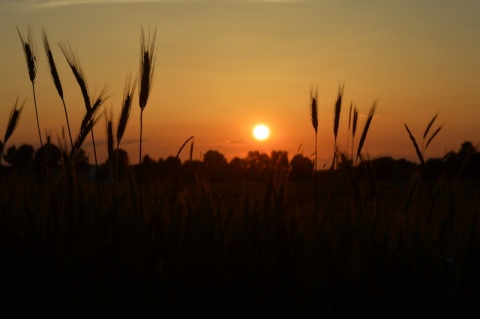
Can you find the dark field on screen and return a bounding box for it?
[1,168,479,318]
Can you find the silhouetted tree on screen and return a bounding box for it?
[161,156,182,180]
[33,138,62,175]
[203,150,228,182]
[3,144,35,169]
[75,148,90,172]
[140,154,157,182]
[246,151,270,181]
[270,150,289,176]
[289,154,313,181]
[182,159,204,182]
[227,157,248,183]
[368,157,416,181]
[99,148,130,182]
[457,141,479,179]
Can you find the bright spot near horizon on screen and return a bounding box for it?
[253,124,270,141]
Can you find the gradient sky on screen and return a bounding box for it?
[1,0,479,166]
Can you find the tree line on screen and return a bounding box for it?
[1,140,479,183]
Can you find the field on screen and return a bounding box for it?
[1,166,479,318]
[1,26,479,318]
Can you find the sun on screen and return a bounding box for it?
[253,124,270,141]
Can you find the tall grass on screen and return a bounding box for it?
[17,26,43,148]
[333,84,343,142]
[355,100,377,165]
[310,86,318,172]
[138,27,157,218]
[114,75,136,197]
[0,98,25,165]
[42,29,74,152]
[351,105,359,160]
[59,41,108,199]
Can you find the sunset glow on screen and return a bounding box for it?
[0,1,479,165]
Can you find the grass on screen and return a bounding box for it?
[138,26,157,221]
[0,98,25,165]
[17,25,42,148]
[1,26,479,318]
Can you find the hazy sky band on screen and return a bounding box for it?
[5,0,308,9]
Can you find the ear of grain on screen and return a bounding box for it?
[333,84,344,142]
[139,27,157,110]
[59,42,91,111]
[176,136,194,159]
[78,88,106,133]
[117,75,136,147]
[404,123,425,167]
[352,106,358,139]
[4,98,25,144]
[350,106,359,159]
[138,26,157,218]
[71,110,103,158]
[423,112,439,140]
[90,86,109,112]
[17,26,37,83]
[44,30,76,153]
[106,108,114,161]
[348,102,352,131]
[310,86,318,134]
[425,124,443,150]
[42,30,63,99]
[189,138,194,163]
[356,100,377,163]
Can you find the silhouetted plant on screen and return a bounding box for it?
[42,29,74,152]
[0,98,25,166]
[138,26,157,216]
[17,25,42,148]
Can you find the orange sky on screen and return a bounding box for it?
[1,0,479,166]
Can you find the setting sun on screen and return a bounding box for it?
[253,124,270,141]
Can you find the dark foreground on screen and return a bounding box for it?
[1,175,480,318]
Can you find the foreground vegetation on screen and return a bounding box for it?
[1,153,479,318]
[1,26,479,318]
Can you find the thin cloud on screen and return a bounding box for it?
[224,140,248,147]
[201,140,248,148]
[22,0,307,8]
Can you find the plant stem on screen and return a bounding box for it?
[32,83,43,148]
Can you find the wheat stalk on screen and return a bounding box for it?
[138,26,157,219]
[43,30,74,152]
[310,86,318,171]
[333,83,344,145]
[1,98,25,165]
[356,100,377,164]
[112,75,136,197]
[176,136,194,159]
[70,91,105,159]
[117,75,136,149]
[139,27,157,112]
[106,107,114,162]
[347,102,352,158]
[4,98,25,144]
[423,113,443,151]
[333,84,344,169]
[404,123,425,167]
[351,106,358,160]
[70,107,103,159]
[425,125,443,150]
[17,25,43,148]
[59,42,91,111]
